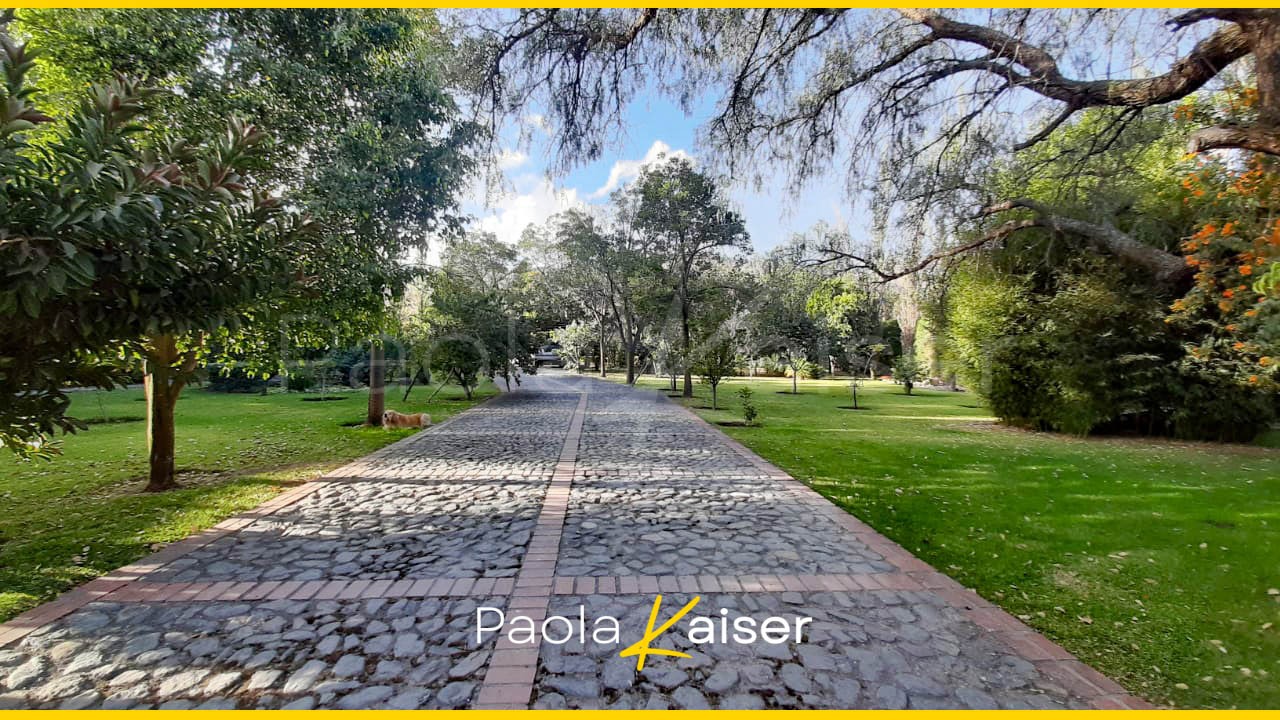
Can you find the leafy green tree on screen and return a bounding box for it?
[941,266,1029,389]
[522,222,613,377]
[689,262,752,408]
[806,273,889,375]
[0,32,305,483]
[694,337,738,410]
[427,233,535,392]
[933,107,1277,440]
[550,209,666,384]
[552,321,596,372]
[626,156,749,396]
[12,10,478,473]
[892,354,926,395]
[428,336,485,400]
[749,248,821,394]
[806,277,866,340]
[645,322,684,391]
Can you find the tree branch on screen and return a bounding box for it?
[981,199,1191,285]
[805,221,1036,283]
[897,9,1253,109]
[598,8,659,48]
[1014,99,1081,150]
[1168,9,1272,30]
[1189,123,1280,155]
[808,198,1193,287]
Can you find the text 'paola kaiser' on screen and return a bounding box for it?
[476,595,813,670]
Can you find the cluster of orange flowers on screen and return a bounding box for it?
[1173,150,1279,382]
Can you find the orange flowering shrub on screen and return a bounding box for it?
[1171,89,1280,386]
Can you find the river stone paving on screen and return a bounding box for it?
[0,596,501,709]
[145,479,541,582]
[0,373,1145,709]
[531,592,1087,710]
[557,477,895,577]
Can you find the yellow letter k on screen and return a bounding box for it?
[619,594,700,671]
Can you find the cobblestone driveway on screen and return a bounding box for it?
[0,374,1148,709]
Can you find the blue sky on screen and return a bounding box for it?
[463,91,854,255]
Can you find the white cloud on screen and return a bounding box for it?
[475,178,586,247]
[523,114,551,136]
[496,149,529,171]
[589,140,692,199]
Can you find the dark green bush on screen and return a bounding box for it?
[946,260,1277,441]
[204,365,268,393]
[285,372,315,392]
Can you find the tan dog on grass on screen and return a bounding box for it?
[382,410,431,429]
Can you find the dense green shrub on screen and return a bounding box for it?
[757,356,787,377]
[945,259,1277,440]
[285,372,315,392]
[784,359,823,380]
[204,365,268,394]
[737,386,758,425]
[892,354,926,395]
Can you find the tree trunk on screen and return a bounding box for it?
[792,365,798,394]
[598,317,607,377]
[680,295,693,398]
[625,341,635,385]
[1254,18,1280,128]
[366,340,386,426]
[711,384,718,410]
[144,334,183,493]
[145,375,180,492]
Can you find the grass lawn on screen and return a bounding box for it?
[0,380,494,623]
[624,373,1280,709]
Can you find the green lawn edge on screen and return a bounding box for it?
[0,381,495,623]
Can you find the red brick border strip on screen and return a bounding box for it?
[0,392,506,651]
[666,398,1154,710]
[45,571,915,605]
[474,391,588,710]
[546,573,916,594]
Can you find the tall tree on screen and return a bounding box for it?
[424,234,535,394]
[0,29,305,473]
[550,209,665,384]
[625,156,749,396]
[521,222,613,376]
[438,232,535,390]
[749,247,822,394]
[10,10,477,483]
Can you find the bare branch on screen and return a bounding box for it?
[1189,124,1280,156]
[804,220,1036,282]
[980,199,1190,285]
[1014,99,1081,151]
[1168,9,1271,30]
[898,9,1252,110]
